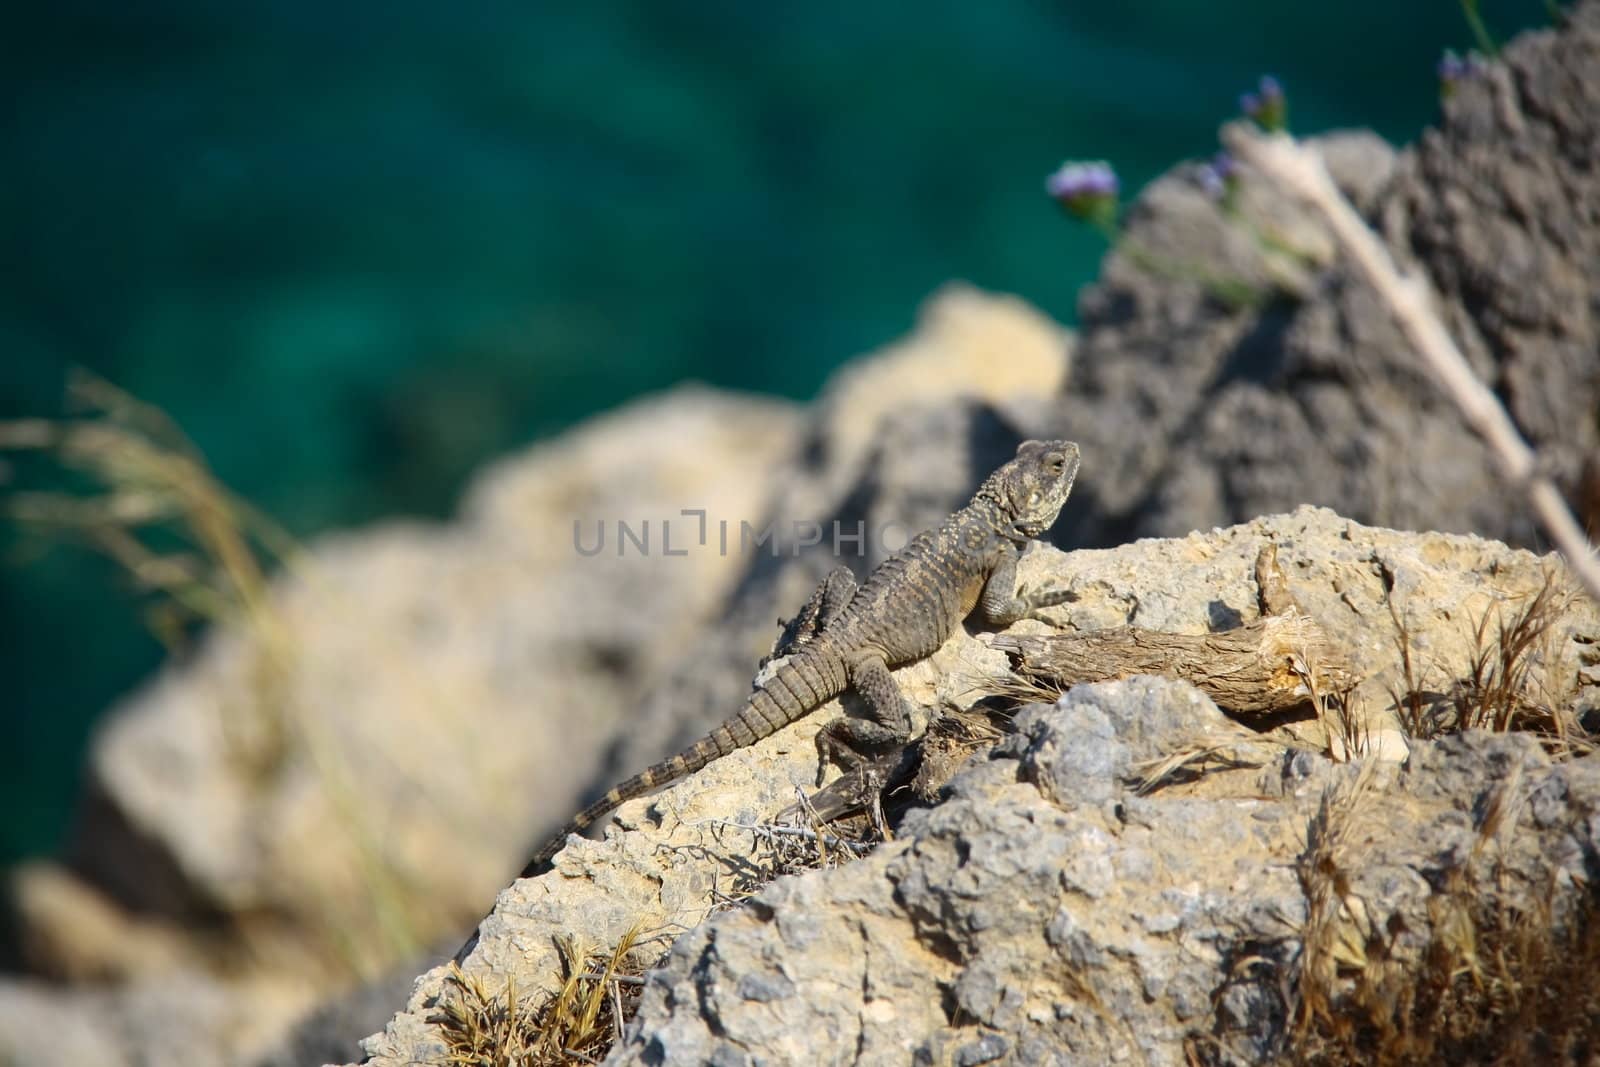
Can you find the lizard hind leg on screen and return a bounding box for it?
[814,654,915,784]
[770,566,859,660]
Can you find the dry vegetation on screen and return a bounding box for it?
[0,371,423,971]
[695,802,882,913]
[1272,579,1600,1064]
[433,927,661,1067]
[1387,568,1592,759]
[0,370,295,655]
[1282,781,1600,1067]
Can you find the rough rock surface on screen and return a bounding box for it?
[8,8,1600,1066]
[353,508,1600,1065]
[1047,1,1600,550]
[1,386,805,1066]
[623,692,1599,1066]
[0,285,1069,1067]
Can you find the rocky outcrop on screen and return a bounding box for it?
[625,695,1599,1065]
[2,386,807,1066]
[0,286,1069,1067]
[6,6,1600,1066]
[589,2,1600,857]
[353,508,1600,1065]
[1049,1,1600,549]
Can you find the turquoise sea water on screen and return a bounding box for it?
[1,1,1540,860]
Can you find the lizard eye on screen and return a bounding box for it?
[1045,456,1064,474]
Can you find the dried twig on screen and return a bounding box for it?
[1223,125,1600,605]
[992,611,1354,716]
[697,818,875,856]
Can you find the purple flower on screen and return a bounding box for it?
[1045,160,1120,228]
[1198,151,1237,201]
[1437,49,1488,98]
[1240,74,1288,132]
[1046,160,1118,200]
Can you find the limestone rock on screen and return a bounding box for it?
[623,688,1599,1066]
[4,385,802,1067]
[352,509,1600,1065]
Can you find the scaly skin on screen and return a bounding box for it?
[520,439,1080,877]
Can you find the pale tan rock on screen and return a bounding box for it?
[352,507,1600,1066]
[6,861,193,981]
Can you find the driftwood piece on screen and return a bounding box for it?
[991,610,1355,716]
[992,542,1355,716]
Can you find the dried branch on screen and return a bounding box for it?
[1222,124,1600,605]
[992,611,1355,716]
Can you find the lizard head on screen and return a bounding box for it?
[984,439,1080,539]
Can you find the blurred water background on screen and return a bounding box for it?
[1,1,1538,861]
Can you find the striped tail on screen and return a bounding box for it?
[519,645,848,877]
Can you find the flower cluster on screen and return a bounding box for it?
[1197,151,1238,202]
[1437,49,1488,98]
[1239,75,1287,132]
[1045,160,1119,229]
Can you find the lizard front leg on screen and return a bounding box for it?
[814,653,915,783]
[978,543,1071,626]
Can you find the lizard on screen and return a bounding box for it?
[519,438,1081,877]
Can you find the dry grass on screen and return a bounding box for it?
[434,927,658,1067]
[975,669,1067,709]
[1386,569,1593,760]
[1,370,295,656]
[1281,732,1600,1065]
[1128,734,1283,795]
[0,371,422,971]
[1285,872,1600,1066]
[1290,643,1370,763]
[687,806,880,913]
[1290,761,1385,1041]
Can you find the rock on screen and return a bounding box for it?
[351,508,1600,1065]
[254,952,443,1067]
[0,971,314,1067]
[76,384,800,933]
[617,690,1600,1066]
[1044,2,1600,550]
[5,385,804,1065]
[1394,4,1600,504]
[12,8,1600,1065]
[3,860,194,981]
[1,284,1070,1067]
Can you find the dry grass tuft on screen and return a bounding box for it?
[1285,872,1600,1066]
[976,669,1067,710]
[1129,732,1287,795]
[1290,644,1370,763]
[1,370,297,653]
[0,371,423,970]
[1291,761,1384,1040]
[435,926,656,1066]
[690,807,880,913]
[1386,569,1592,759]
